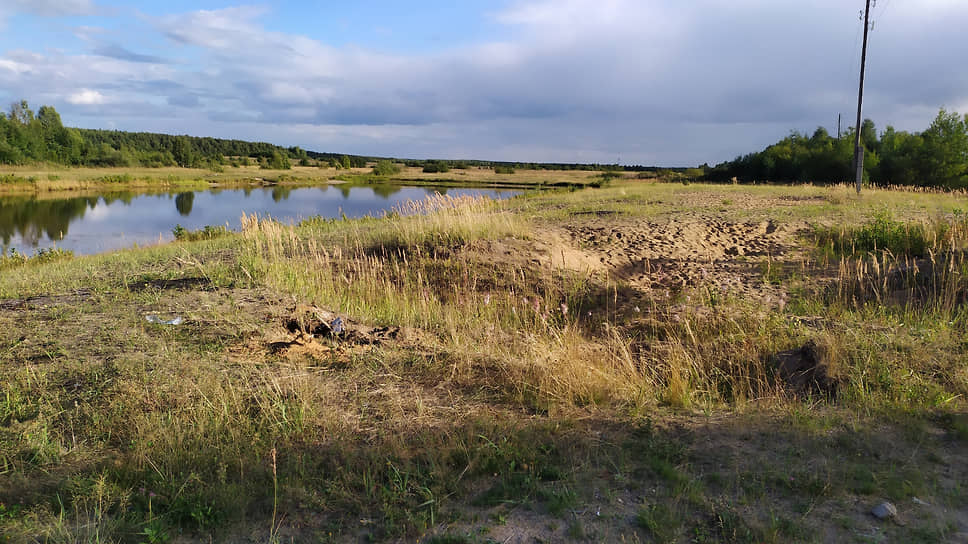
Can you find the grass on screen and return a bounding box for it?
[0,164,609,195]
[171,224,231,242]
[812,208,968,258]
[0,247,73,271]
[0,180,966,542]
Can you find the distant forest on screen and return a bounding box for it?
[10,99,961,187]
[706,109,968,189]
[0,100,654,173]
[0,100,318,169]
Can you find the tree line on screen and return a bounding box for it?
[1,99,687,174]
[705,109,968,189]
[0,100,332,169]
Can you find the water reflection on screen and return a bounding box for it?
[0,184,518,256]
[372,185,402,199]
[1,196,87,246]
[175,192,194,216]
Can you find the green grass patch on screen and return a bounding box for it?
[172,224,232,241]
[0,247,73,270]
[636,503,680,543]
[0,174,35,185]
[813,210,935,257]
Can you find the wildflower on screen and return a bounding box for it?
[634,306,641,313]
[560,303,568,315]
[484,293,491,306]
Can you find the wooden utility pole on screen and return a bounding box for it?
[853,0,872,194]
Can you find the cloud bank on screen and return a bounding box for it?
[1,0,966,164]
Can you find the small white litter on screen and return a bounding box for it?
[145,315,184,325]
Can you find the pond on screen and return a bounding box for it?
[0,184,519,256]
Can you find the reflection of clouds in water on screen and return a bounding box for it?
[0,186,519,255]
[85,204,112,222]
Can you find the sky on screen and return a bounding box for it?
[1,0,966,166]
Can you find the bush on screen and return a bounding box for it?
[373,160,402,176]
[493,165,515,174]
[97,174,133,183]
[262,151,291,170]
[172,224,231,242]
[423,161,450,173]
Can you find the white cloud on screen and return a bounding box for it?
[158,6,270,50]
[0,59,31,75]
[2,0,968,165]
[67,89,107,105]
[1,0,98,19]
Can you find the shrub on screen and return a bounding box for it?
[172,224,231,242]
[262,151,291,170]
[423,161,450,173]
[493,165,515,175]
[97,174,133,183]
[373,160,402,176]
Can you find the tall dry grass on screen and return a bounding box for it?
[236,194,651,409]
[817,211,968,313]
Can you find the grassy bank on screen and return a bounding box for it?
[0,165,610,195]
[1,182,966,542]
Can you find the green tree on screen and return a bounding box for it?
[8,100,33,124]
[172,136,195,167]
[265,150,291,170]
[372,160,401,176]
[423,160,450,173]
[861,119,878,152]
[919,109,968,188]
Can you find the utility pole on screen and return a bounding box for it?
[838,114,842,140]
[853,0,872,194]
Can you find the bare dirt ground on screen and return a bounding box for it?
[534,191,823,311]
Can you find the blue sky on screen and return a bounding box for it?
[2,0,967,165]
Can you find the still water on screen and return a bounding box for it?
[0,184,519,256]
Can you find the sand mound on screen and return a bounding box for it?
[549,215,803,300]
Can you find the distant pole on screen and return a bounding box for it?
[853,0,872,194]
[838,114,842,140]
